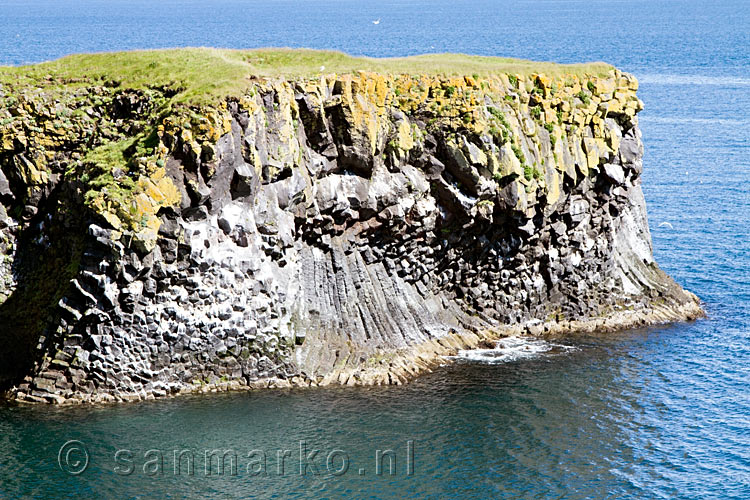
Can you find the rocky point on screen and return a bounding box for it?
[0,50,702,403]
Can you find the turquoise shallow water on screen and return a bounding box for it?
[1,0,749,498]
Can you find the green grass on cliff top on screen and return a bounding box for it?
[0,48,613,104]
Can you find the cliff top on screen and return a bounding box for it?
[0,48,613,104]
[0,47,638,253]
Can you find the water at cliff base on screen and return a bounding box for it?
[453,336,578,364]
[1,0,749,498]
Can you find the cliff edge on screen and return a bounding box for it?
[0,49,702,403]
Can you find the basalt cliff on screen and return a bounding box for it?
[0,50,702,404]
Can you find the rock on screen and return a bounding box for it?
[496,179,527,214]
[444,138,483,194]
[518,218,536,236]
[0,65,701,405]
[619,127,643,165]
[0,169,12,199]
[0,204,9,229]
[568,196,590,224]
[183,206,209,222]
[602,163,625,185]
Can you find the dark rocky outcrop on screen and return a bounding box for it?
[0,70,702,403]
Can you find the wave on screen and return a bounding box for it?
[452,335,578,364]
[639,116,750,126]
[637,74,750,86]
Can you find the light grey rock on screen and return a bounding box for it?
[619,127,643,166]
[0,169,12,199]
[603,163,625,185]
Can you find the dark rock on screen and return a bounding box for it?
[183,206,209,222]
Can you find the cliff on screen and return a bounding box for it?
[0,49,702,403]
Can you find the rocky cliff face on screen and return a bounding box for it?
[0,68,702,403]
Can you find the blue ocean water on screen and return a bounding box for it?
[0,0,748,498]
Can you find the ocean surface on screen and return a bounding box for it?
[1,0,749,498]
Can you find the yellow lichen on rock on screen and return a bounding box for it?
[137,167,181,208]
[395,119,414,151]
[0,62,641,253]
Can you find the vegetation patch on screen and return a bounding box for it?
[0,48,611,107]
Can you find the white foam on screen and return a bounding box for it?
[639,116,750,126]
[637,74,750,86]
[452,336,577,364]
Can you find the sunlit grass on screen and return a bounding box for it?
[0,47,613,105]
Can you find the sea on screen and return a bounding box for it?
[0,0,748,498]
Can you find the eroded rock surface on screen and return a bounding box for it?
[0,70,701,403]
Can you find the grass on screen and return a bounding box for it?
[576,90,591,105]
[511,143,526,164]
[523,164,543,182]
[0,48,613,105]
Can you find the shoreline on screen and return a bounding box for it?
[317,292,705,388]
[5,294,703,406]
